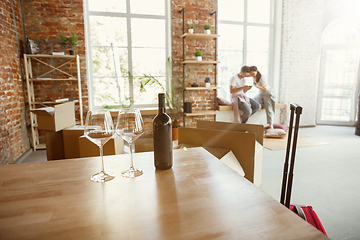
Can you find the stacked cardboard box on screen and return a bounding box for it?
[31,102,124,160]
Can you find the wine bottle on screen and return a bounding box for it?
[153,93,173,170]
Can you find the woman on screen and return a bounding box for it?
[230,65,261,123]
[249,66,276,129]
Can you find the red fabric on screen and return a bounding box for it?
[290,205,327,236]
[273,123,289,131]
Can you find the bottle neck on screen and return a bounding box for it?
[158,93,166,114]
[159,107,165,114]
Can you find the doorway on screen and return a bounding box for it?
[317,21,360,126]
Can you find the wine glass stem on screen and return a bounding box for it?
[130,142,134,170]
[100,145,105,173]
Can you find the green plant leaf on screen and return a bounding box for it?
[59,35,68,41]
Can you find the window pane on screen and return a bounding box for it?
[321,98,351,121]
[247,52,269,75]
[131,0,165,15]
[93,76,130,106]
[132,48,165,77]
[91,47,128,77]
[247,26,269,52]
[133,77,165,105]
[218,0,244,22]
[247,0,270,24]
[218,24,244,100]
[132,19,165,48]
[323,48,358,96]
[88,0,126,13]
[90,16,127,47]
[323,24,360,45]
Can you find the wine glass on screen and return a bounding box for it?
[84,109,115,182]
[115,108,144,178]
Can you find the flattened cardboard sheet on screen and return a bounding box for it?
[179,127,259,185]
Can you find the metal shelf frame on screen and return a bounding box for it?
[178,8,219,127]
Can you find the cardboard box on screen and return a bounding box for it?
[31,101,75,132]
[62,125,100,159]
[178,120,263,187]
[135,136,154,153]
[45,131,64,160]
[79,135,124,158]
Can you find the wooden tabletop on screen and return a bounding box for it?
[0,148,328,240]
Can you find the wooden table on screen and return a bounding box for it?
[0,148,328,240]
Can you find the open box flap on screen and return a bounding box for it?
[220,151,245,177]
[178,127,257,184]
[197,120,264,146]
[31,107,55,117]
[54,101,75,116]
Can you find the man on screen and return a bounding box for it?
[230,65,261,123]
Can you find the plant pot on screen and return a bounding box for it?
[69,50,75,55]
[196,56,202,61]
[172,127,179,141]
[188,29,194,33]
[204,29,211,34]
[205,82,211,87]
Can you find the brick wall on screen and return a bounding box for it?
[171,0,217,126]
[279,0,323,126]
[21,0,87,143]
[0,0,30,164]
[22,0,88,114]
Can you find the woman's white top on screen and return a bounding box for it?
[254,76,270,91]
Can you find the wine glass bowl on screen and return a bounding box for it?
[84,110,115,183]
[116,108,144,178]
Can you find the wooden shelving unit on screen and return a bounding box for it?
[185,87,219,90]
[178,8,219,127]
[184,110,219,116]
[181,60,220,64]
[180,33,220,40]
[24,54,83,151]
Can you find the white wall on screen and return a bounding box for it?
[279,0,324,126]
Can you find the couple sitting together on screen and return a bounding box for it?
[229,65,275,129]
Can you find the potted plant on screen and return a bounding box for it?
[195,50,202,61]
[188,21,194,33]
[139,58,184,140]
[204,23,212,34]
[205,77,211,87]
[59,33,83,55]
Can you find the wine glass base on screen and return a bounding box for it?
[121,168,143,178]
[91,171,115,182]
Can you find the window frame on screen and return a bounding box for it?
[217,0,279,100]
[84,0,171,110]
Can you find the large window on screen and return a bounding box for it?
[85,0,170,108]
[317,22,360,126]
[217,0,274,100]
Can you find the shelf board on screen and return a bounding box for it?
[180,33,220,40]
[25,54,76,58]
[31,100,79,105]
[182,60,219,65]
[184,110,219,116]
[30,78,77,81]
[34,143,46,150]
[185,87,219,90]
